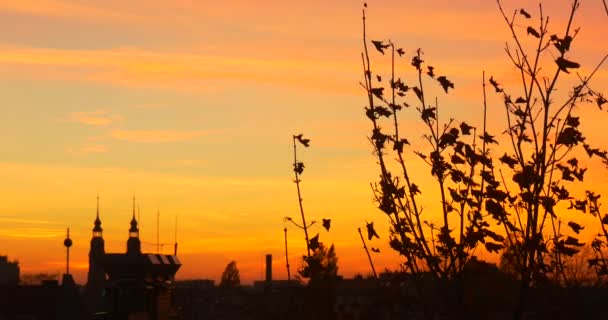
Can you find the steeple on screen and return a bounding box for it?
[93,195,103,238]
[87,195,106,296]
[129,196,139,238]
[127,196,141,255]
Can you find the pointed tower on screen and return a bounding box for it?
[86,196,106,312]
[127,197,141,255]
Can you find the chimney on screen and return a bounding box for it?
[265,254,272,283]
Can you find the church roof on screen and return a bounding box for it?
[99,253,181,279]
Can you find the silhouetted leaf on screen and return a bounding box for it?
[410,183,421,195]
[486,199,506,219]
[485,242,503,253]
[366,222,380,240]
[451,154,465,165]
[396,48,405,56]
[427,66,435,78]
[371,87,384,99]
[513,165,538,189]
[421,107,436,122]
[499,153,518,168]
[449,187,464,203]
[371,40,390,54]
[551,184,571,200]
[573,167,586,181]
[540,196,556,216]
[520,8,531,18]
[596,94,607,110]
[412,86,423,102]
[480,132,497,144]
[437,76,454,93]
[309,234,321,250]
[556,127,584,147]
[460,122,473,135]
[415,151,427,160]
[371,247,380,253]
[551,35,573,54]
[294,134,310,147]
[526,26,540,38]
[393,138,410,153]
[376,75,382,82]
[294,162,305,175]
[411,55,423,70]
[565,236,584,247]
[515,97,527,104]
[322,218,331,231]
[568,200,587,213]
[566,116,580,127]
[568,221,584,234]
[556,57,580,73]
[489,76,503,93]
[439,128,459,148]
[583,144,608,160]
[374,106,393,118]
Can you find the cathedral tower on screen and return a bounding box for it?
[85,196,106,312]
[127,197,141,255]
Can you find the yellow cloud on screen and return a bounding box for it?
[0,217,60,225]
[0,46,358,94]
[63,110,122,127]
[109,129,211,143]
[0,227,63,239]
[79,144,109,154]
[0,0,144,23]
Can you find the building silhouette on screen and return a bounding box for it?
[0,255,19,286]
[86,198,182,320]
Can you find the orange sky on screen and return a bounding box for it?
[0,0,606,284]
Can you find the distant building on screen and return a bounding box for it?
[85,198,182,320]
[0,255,19,286]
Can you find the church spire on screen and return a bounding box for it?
[127,196,141,255]
[93,195,102,237]
[129,196,139,237]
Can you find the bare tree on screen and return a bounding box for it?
[362,0,607,319]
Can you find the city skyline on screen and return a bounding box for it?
[1,0,607,284]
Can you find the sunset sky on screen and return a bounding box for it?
[0,0,606,284]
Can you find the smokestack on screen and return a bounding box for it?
[265,254,272,283]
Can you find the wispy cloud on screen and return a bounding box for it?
[173,159,205,167]
[0,0,145,24]
[0,217,60,225]
[109,129,212,143]
[0,227,63,239]
[45,260,89,270]
[0,46,358,93]
[63,110,122,127]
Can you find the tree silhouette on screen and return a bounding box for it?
[284,134,334,284]
[219,261,240,289]
[488,1,606,317]
[361,6,496,284]
[361,1,607,319]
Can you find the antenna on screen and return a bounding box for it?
[157,208,160,254]
[174,213,178,256]
[63,228,72,275]
[284,227,291,282]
